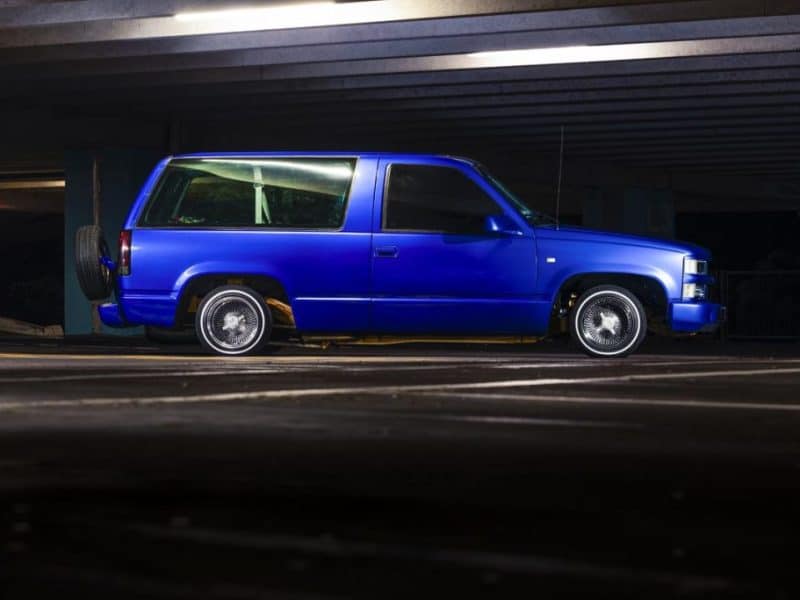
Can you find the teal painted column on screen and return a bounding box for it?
[64,148,161,335]
[64,150,94,335]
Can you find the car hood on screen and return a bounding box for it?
[535,225,711,259]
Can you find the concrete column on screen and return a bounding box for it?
[64,149,94,335]
[64,148,161,335]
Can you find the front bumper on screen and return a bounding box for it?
[669,301,725,333]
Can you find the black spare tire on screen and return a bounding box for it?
[75,224,113,301]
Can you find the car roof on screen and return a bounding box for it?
[170,151,476,165]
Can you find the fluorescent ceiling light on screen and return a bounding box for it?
[174,1,394,32]
[468,42,688,67]
[0,179,65,190]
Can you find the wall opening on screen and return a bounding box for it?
[0,176,65,329]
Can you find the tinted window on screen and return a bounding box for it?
[140,157,356,228]
[384,164,499,234]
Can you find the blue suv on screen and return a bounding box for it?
[74,153,722,357]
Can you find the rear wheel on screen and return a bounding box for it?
[570,285,647,358]
[74,225,113,301]
[195,286,271,356]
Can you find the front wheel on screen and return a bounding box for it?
[195,286,272,356]
[570,285,647,358]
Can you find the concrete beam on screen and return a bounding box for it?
[3,12,799,74]
[0,0,768,48]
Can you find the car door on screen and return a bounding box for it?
[370,158,540,335]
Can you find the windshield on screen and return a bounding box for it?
[475,164,557,227]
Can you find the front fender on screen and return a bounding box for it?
[543,262,679,306]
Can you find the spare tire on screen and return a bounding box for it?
[75,225,113,301]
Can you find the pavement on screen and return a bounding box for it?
[1,336,800,599]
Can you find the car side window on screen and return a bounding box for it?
[140,157,356,228]
[383,164,500,234]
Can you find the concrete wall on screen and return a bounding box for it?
[64,148,161,335]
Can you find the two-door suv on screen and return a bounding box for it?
[75,152,722,357]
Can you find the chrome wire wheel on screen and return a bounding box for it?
[197,287,270,356]
[572,287,646,358]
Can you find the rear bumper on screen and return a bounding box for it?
[98,303,131,328]
[669,301,725,333]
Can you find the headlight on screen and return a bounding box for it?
[684,257,708,275]
[683,283,708,300]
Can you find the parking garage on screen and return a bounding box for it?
[1,1,800,598]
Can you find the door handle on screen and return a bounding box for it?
[374,246,399,258]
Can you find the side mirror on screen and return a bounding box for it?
[484,214,523,236]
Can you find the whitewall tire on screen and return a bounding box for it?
[570,285,647,358]
[195,286,271,356]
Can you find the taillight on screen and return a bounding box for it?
[119,230,131,275]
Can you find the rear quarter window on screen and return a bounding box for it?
[139,157,357,229]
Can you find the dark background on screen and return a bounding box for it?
[0,0,799,331]
[0,209,63,326]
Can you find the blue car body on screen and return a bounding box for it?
[98,152,722,340]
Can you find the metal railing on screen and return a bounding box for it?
[719,270,800,340]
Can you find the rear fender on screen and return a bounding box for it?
[173,262,291,298]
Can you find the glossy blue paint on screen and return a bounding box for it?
[535,225,698,303]
[98,303,127,327]
[100,152,722,338]
[670,300,723,332]
[484,214,523,236]
[370,156,544,334]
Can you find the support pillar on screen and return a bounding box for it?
[64,148,161,335]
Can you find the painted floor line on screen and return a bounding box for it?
[129,523,731,588]
[0,362,594,383]
[441,415,637,428]
[0,366,799,412]
[418,391,800,412]
[486,358,786,369]
[0,368,291,384]
[0,360,710,383]
[2,351,797,365]
[0,352,535,364]
[2,358,800,384]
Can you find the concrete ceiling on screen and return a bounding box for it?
[0,0,799,186]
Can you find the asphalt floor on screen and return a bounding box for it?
[1,336,799,599]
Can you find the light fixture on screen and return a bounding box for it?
[467,42,669,68]
[174,1,393,32]
[0,179,65,190]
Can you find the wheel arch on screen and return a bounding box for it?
[174,272,290,327]
[553,271,669,321]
